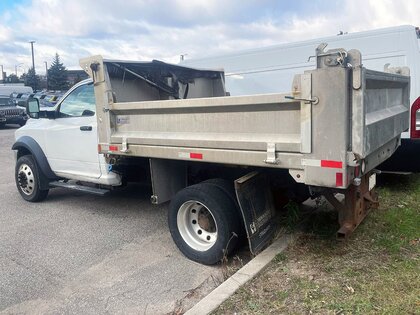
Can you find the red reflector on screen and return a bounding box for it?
[410,97,420,139]
[190,153,203,159]
[336,172,343,187]
[109,145,118,151]
[321,160,343,168]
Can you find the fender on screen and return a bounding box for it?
[12,136,59,182]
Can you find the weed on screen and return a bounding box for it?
[276,290,289,302]
[284,200,301,230]
[246,300,259,311]
[273,252,288,263]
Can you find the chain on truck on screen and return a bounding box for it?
[13,45,410,265]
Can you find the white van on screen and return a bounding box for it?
[0,85,33,96]
[183,25,420,171]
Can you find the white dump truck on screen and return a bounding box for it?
[14,45,410,264]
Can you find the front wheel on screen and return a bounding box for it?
[168,183,240,265]
[15,155,49,202]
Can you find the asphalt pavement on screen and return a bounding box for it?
[0,126,222,314]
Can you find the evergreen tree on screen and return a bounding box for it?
[48,53,68,90]
[24,67,39,91]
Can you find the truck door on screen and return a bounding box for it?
[44,82,102,179]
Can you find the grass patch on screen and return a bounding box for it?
[213,174,420,314]
[273,252,288,263]
[282,200,302,231]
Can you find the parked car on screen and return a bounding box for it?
[15,93,35,107]
[42,95,60,107]
[0,94,28,127]
[33,92,66,108]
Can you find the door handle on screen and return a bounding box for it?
[80,126,92,131]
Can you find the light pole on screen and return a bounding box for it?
[29,40,36,72]
[44,61,48,90]
[29,41,37,90]
[0,64,3,83]
[15,63,24,76]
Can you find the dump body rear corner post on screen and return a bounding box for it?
[323,172,379,239]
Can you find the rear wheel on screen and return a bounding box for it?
[203,178,247,241]
[168,183,240,265]
[15,155,49,202]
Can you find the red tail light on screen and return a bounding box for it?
[411,97,420,139]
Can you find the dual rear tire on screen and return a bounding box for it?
[168,181,241,265]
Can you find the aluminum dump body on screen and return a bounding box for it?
[80,46,410,189]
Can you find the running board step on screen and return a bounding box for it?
[49,181,109,196]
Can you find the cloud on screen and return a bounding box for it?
[0,0,418,77]
[0,25,13,42]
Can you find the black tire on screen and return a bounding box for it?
[203,178,238,207]
[203,178,247,241]
[15,155,49,202]
[168,183,240,265]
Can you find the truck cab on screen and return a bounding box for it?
[13,79,121,202]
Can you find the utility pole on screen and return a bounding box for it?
[0,64,3,83]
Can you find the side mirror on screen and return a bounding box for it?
[17,100,26,107]
[26,98,40,119]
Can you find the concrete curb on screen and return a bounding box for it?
[185,234,293,315]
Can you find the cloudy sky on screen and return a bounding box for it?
[0,0,418,76]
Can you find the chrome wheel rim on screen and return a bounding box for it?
[17,163,35,195]
[177,200,218,251]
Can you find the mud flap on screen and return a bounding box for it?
[234,171,277,255]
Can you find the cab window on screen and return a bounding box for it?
[59,84,95,117]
